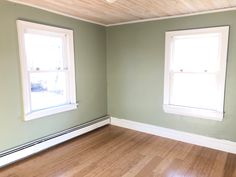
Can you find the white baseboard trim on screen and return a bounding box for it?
[0,117,110,168]
[2,116,236,168]
[110,117,236,154]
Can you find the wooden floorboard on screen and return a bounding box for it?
[1,125,236,177]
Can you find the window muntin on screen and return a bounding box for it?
[17,20,77,121]
[164,26,229,121]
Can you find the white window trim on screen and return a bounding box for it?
[163,26,229,121]
[17,20,77,121]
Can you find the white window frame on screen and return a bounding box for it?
[163,26,229,121]
[17,20,77,121]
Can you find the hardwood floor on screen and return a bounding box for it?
[1,125,236,177]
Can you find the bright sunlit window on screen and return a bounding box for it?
[164,26,229,121]
[17,20,77,121]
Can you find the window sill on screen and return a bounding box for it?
[24,104,78,121]
[163,104,223,121]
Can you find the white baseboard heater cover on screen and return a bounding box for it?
[0,116,110,168]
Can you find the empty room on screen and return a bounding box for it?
[1,0,236,176]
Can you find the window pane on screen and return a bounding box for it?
[170,73,218,110]
[24,33,64,71]
[172,33,220,72]
[30,72,67,111]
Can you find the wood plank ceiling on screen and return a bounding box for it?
[9,0,236,25]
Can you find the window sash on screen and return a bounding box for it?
[28,69,69,73]
[168,71,220,111]
[24,32,68,71]
[170,35,222,72]
[28,70,71,112]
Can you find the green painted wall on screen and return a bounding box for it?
[0,0,107,151]
[107,11,236,142]
[2,0,236,153]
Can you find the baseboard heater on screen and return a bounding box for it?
[0,116,110,168]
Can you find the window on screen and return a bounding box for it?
[17,20,77,121]
[164,26,229,121]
